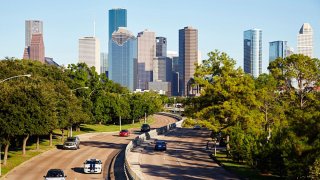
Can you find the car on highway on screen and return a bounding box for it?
[83,159,102,174]
[154,140,167,151]
[193,125,201,130]
[141,124,151,132]
[119,129,130,137]
[43,169,67,180]
[63,136,80,150]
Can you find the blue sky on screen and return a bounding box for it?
[1,0,319,73]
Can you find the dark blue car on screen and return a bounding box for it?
[154,140,167,151]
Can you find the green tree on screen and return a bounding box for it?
[191,50,260,154]
[268,54,320,177]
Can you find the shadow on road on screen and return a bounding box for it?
[55,144,64,149]
[81,141,127,150]
[71,167,84,174]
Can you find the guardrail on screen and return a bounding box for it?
[124,112,184,180]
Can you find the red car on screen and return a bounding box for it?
[119,129,130,137]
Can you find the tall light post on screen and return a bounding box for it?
[0,74,31,83]
[176,72,180,95]
[118,94,125,131]
[173,97,176,113]
[1,74,31,176]
[69,86,89,137]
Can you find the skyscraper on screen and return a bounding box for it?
[244,29,262,78]
[25,20,43,47]
[179,26,198,96]
[108,8,127,40]
[23,20,45,62]
[156,37,167,57]
[297,23,313,58]
[269,41,287,62]
[109,28,137,91]
[100,52,108,76]
[167,51,180,96]
[79,37,101,74]
[137,30,156,90]
[29,34,45,63]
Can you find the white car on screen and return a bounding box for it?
[83,159,102,174]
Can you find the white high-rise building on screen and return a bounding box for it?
[137,30,156,90]
[79,37,101,74]
[297,23,313,58]
[198,51,202,65]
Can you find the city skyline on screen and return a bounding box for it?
[0,0,319,74]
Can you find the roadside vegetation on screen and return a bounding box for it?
[0,58,163,175]
[185,50,320,179]
[214,151,281,180]
[0,115,155,176]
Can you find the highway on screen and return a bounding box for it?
[128,128,239,180]
[3,114,177,180]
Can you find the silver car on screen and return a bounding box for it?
[63,136,80,150]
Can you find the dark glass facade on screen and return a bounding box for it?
[109,28,137,91]
[178,29,185,96]
[269,41,287,62]
[108,9,127,40]
[156,37,167,57]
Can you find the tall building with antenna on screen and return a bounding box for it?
[78,20,100,74]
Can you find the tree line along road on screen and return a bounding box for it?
[2,114,177,180]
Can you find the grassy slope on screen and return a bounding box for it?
[214,151,282,180]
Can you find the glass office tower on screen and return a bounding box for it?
[269,41,287,62]
[108,8,127,40]
[244,29,262,78]
[156,37,167,57]
[109,28,137,91]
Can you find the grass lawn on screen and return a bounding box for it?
[0,137,61,176]
[0,116,155,177]
[214,151,282,180]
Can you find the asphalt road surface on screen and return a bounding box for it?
[133,128,239,180]
[3,114,177,180]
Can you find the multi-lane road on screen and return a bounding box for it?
[128,128,239,180]
[3,114,177,180]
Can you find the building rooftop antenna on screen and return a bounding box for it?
[93,19,96,37]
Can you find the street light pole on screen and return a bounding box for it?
[119,115,122,131]
[144,112,147,124]
[0,74,31,84]
[118,94,124,131]
[173,97,176,113]
[70,86,89,137]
